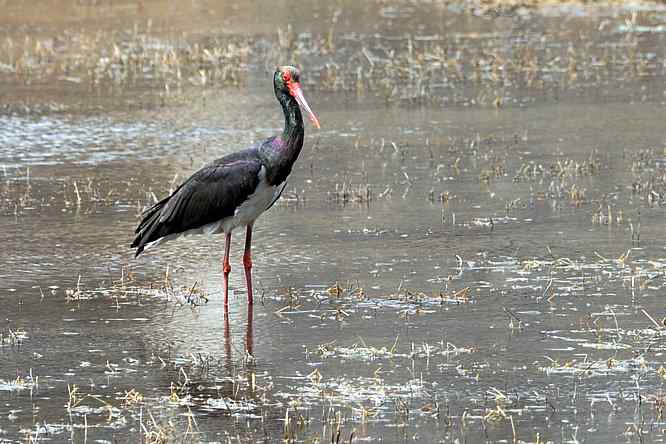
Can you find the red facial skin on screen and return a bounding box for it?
[282,70,320,129]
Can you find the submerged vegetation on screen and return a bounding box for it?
[6,241,666,442]
[1,0,665,112]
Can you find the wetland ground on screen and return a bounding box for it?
[1,0,666,442]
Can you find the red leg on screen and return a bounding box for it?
[223,232,232,309]
[243,224,254,305]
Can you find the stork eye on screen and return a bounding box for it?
[282,72,291,82]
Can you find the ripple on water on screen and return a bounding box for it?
[0,115,246,167]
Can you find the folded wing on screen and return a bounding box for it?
[131,157,262,256]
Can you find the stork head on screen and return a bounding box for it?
[274,66,320,129]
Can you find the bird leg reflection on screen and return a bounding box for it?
[222,305,255,364]
[246,303,254,356]
[223,310,231,369]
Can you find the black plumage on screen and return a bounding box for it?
[131,150,263,256]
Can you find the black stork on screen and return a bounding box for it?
[131,65,320,308]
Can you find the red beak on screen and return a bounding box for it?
[288,82,320,129]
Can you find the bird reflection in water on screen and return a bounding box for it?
[222,305,254,367]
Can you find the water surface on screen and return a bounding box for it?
[1,1,666,443]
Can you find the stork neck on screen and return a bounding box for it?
[259,90,305,185]
[279,91,304,140]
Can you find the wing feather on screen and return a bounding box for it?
[131,154,263,256]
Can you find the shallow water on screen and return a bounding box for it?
[1,1,666,443]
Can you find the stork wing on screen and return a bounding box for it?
[131,156,262,256]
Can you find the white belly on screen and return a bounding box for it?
[219,178,285,232]
[145,168,286,251]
